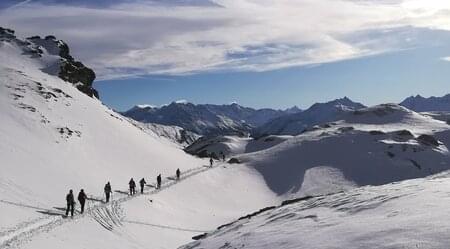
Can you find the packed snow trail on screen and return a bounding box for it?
[0,162,220,249]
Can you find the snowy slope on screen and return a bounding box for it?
[181,171,450,249]
[421,111,450,124]
[0,28,203,232]
[254,97,365,136]
[240,104,450,197]
[0,29,282,249]
[185,104,450,200]
[400,94,450,112]
[126,118,201,147]
[187,104,450,198]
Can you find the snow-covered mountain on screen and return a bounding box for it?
[122,102,299,136]
[127,118,201,147]
[0,29,283,249]
[253,97,366,136]
[181,104,450,248]
[400,94,450,112]
[189,104,450,196]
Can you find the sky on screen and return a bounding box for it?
[1,0,450,111]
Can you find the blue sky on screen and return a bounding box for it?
[95,41,450,111]
[1,0,450,111]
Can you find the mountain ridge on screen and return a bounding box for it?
[400,94,450,112]
[122,101,301,136]
[253,97,366,136]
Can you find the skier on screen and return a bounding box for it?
[210,157,214,167]
[176,168,180,180]
[222,153,225,162]
[77,189,87,214]
[156,174,162,189]
[65,189,75,217]
[139,178,146,194]
[104,182,112,203]
[129,178,136,196]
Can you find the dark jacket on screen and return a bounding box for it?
[129,179,136,187]
[78,191,87,203]
[104,184,112,193]
[139,178,146,186]
[66,193,75,204]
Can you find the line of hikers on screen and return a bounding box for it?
[65,168,182,217]
[65,189,87,217]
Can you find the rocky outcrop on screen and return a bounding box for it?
[417,134,440,146]
[27,34,98,98]
[1,27,97,98]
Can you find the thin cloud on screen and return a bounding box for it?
[1,0,450,79]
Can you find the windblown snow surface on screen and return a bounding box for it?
[182,172,450,249]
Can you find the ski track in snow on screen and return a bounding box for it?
[0,163,219,249]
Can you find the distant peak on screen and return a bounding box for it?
[284,106,302,114]
[136,104,156,109]
[174,99,189,104]
[327,96,361,106]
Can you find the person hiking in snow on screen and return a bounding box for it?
[176,168,180,180]
[210,157,214,167]
[65,189,75,217]
[156,174,162,189]
[129,178,136,196]
[222,153,226,162]
[104,182,112,203]
[77,189,87,214]
[139,178,146,194]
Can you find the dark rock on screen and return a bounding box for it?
[396,130,413,137]
[195,150,210,158]
[338,126,354,132]
[281,196,313,206]
[228,158,241,164]
[369,130,385,135]
[192,233,208,240]
[237,206,277,221]
[27,35,41,40]
[409,159,422,170]
[0,27,16,39]
[264,137,275,142]
[209,151,219,160]
[417,134,440,146]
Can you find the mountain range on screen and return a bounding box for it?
[125,93,450,138]
[122,102,301,136]
[400,94,450,112]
